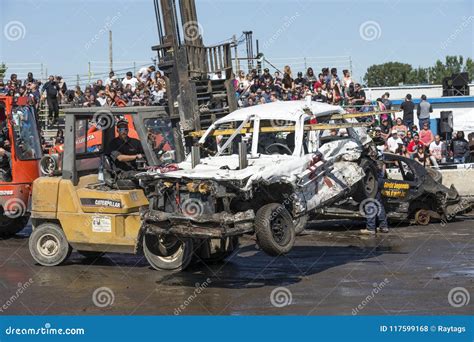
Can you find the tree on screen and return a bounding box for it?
[0,63,7,80]
[363,62,415,87]
[463,57,474,83]
[429,56,465,84]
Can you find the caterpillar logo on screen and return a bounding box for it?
[81,198,122,208]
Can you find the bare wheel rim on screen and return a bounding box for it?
[37,234,60,257]
[147,235,184,262]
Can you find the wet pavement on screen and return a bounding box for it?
[0,217,472,315]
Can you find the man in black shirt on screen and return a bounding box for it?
[107,119,144,171]
[42,75,60,124]
[400,94,415,128]
[353,83,366,108]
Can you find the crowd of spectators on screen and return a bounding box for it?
[1,65,473,165]
[370,106,471,166]
[233,66,363,107]
[0,66,167,125]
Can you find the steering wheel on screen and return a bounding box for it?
[265,143,292,155]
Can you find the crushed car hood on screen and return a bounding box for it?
[143,139,366,192]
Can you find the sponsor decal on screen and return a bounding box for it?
[92,216,112,233]
[81,198,122,208]
[0,190,14,196]
[382,181,409,198]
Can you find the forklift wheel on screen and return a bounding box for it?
[29,223,72,266]
[255,203,295,256]
[143,234,194,272]
[415,210,431,226]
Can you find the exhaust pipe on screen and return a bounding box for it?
[239,142,248,169]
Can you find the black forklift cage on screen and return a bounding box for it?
[62,106,170,186]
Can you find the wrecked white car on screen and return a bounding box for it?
[139,101,377,270]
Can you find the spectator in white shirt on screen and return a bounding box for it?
[122,72,139,91]
[105,71,117,86]
[137,65,156,83]
[429,135,446,167]
[386,129,403,153]
[96,91,107,106]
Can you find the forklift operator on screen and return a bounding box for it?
[106,119,144,172]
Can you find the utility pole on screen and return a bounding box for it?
[233,34,240,73]
[88,62,91,84]
[76,74,80,87]
[109,30,113,72]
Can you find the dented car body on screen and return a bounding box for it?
[139,101,375,256]
[317,153,473,225]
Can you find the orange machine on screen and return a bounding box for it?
[0,95,42,236]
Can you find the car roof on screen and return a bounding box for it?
[214,101,344,124]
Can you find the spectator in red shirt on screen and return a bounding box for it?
[407,133,422,158]
[419,122,434,147]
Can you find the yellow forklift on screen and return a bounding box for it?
[28,107,235,271]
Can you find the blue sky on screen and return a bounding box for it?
[1,0,473,85]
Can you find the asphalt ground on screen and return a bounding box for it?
[0,216,472,315]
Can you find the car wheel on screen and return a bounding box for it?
[29,223,72,266]
[415,210,431,226]
[143,234,194,271]
[255,203,295,256]
[293,214,309,235]
[353,159,378,202]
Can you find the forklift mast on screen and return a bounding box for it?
[152,0,237,159]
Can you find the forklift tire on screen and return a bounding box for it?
[0,216,29,238]
[255,203,295,256]
[77,251,105,259]
[353,159,378,202]
[293,214,309,235]
[29,223,72,266]
[143,234,194,272]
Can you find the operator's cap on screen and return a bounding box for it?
[391,129,398,134]
[374,127,382,131]
[116,118,129,128]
